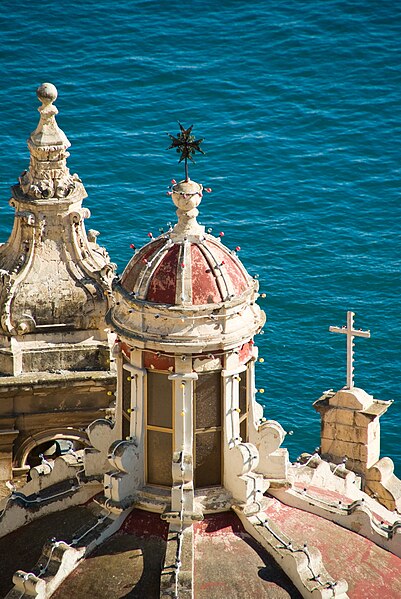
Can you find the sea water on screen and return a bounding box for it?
[0,0,400,472]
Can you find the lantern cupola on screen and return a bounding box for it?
[105,125,287,523]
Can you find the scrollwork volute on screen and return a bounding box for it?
[16,314,37,335]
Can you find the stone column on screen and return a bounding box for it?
[169,371,198,516]
[114,347,124,440]
[120,356,146,487]
[222,368,242,451]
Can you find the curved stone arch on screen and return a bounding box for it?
[14,428,90,468]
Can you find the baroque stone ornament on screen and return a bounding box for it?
[0,83,116,373]
[19,83,78,201]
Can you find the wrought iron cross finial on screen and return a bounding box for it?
[329,311,370,389]
[167,122,205,181]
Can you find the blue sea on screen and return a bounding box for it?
[0,1,400,473]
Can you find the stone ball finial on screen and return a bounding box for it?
[36,82,58,106]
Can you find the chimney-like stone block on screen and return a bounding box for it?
[315,387,391,479]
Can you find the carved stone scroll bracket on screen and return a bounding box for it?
[15,313,37,335]
[85,419,117,477]
[365,457,401,512]
[103,439,142,507]
[68,210,116,297]
[0,219,37,335]
[253,419,289,481]
[226,442,268,508]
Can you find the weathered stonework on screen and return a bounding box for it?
[365,457,401,512]
[0,84,117,479]
[314,387,396,500]
[103,176,271,517]
[2,94,401,599]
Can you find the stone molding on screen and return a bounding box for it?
[233,506,349,599]
[269,485,401,559]
[365,457,401,512]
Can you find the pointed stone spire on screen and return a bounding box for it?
[18,83,79,201]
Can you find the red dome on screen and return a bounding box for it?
[121,235,251,306]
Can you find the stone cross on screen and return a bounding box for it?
[329,311,370,389]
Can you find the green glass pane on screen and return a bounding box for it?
[195,431,221,487]
[195,371,221,429]
[147,430,172,486]
[147,371,172,428]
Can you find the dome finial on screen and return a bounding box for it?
[167,122,205,182]
[170,179,205,239]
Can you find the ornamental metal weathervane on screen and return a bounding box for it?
[167,122,205,181]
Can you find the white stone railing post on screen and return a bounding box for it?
[127,365,146,440]
[124,364,146,484]
[247,359,264,439]
[114,349,123,439]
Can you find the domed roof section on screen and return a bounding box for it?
[120,179,252,307]
[121,234,250,306]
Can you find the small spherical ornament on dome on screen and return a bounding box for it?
[36,82,58,106]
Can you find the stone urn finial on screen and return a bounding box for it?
[170,179,205,238]
[30,82,70,151]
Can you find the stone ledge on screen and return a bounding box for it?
[0,370,116,389]
[314,394,391,420]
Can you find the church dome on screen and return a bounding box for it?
[121,178,252,306]
[121,232,250,307]
[110,178,265,353]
